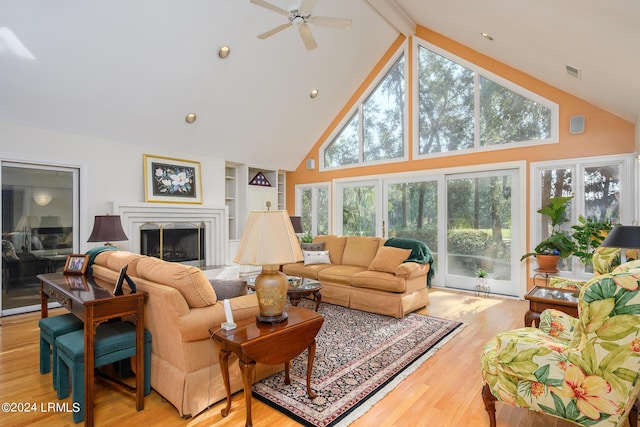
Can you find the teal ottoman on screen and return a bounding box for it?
[56,321,151,423]
[38,313,84,389]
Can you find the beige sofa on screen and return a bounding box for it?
[282,235,431,318]
[90,250,282,418]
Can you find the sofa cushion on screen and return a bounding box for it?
[342,236,382,268]
[210,279,247,300]
[368,246,412,273]
[303,250,331,266]
[136,257,217,307]
[318,265,368,285]
[313,235,347,265]
[282,262,334,280]
[94,250,144,277]
[352,270,406,292]
[301,242,325,251]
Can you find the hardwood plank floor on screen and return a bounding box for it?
[0,289,629,426]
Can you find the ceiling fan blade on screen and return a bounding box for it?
[299,0,320,15]
[299,23,317,50]
[257,23,292,39]
[310,16,352,29]
[250,0,289,16]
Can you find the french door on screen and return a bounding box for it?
[333,166,523,297]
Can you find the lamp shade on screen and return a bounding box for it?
[289,216,304,234]
[234,210,303,265]
[87,215,128,243]
[601,225,640,249]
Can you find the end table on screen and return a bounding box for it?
[211,306,324,427]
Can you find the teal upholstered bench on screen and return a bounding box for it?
[39,313,84,389]
[55,321,151,423]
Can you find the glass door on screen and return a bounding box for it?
[335,180,380,236]
[1,163,78,315]
[445,169,520,296]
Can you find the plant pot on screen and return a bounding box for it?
[536,254,560,273]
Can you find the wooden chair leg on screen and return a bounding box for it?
[482,384,497,427]
[629,398,639,427]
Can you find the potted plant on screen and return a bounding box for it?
[571,215,612,267]
[521,195,575,272]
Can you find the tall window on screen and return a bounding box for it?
[416,42,556,156]
[323,51,406,169]
[297,183,330,237]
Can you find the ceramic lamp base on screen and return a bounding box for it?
[256,311,288,324]
[254,265,289,324]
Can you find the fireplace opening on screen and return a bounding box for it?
[140,221,205,267]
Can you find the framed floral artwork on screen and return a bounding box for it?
[144,154,202,204]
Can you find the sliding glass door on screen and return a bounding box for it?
[1,163,78,315]
[445,169,520,295]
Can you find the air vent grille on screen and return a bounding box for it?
[566,65,581,79]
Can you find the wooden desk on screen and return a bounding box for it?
[39,272,146,427]
[212,306,324,427]
[524,285,579,327]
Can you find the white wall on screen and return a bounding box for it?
[1,122,227,252]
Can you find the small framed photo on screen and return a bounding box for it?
[63,254,89,275]
[144,154,202,204]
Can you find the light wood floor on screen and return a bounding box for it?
[0,288,623,427]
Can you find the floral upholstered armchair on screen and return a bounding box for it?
[547,247,638,291]
[481,261,640,427]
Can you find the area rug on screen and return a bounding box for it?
[252,300,464,426]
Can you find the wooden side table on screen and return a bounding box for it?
[212,306,324,427]
[524,285,579,327]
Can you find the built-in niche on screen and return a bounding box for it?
[140,221,205,267]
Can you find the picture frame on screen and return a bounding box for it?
[144,154,202,204]
[63,254,89,275]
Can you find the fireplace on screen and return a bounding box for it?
[140,222,205,267]
[111,202,228,267]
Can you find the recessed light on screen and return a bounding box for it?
[185,113,197,124]
[218,45,231,59]
[480,32,494,41]
[310,89,319,99]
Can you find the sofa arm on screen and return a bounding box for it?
[178,294,259,342]
[395,262,430,279]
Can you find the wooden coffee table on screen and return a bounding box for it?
[211,306,324,427]
[524,285,579,327]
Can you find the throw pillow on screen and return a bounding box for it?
[301,242,325,252]
[210,279,248,300]
[303,250,331,266]
[368,246,412,273]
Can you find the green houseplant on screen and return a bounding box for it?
[571,215,612,266]
[521,195,575,271]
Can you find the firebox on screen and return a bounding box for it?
[140,221,205,267]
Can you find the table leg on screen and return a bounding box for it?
[218,350,232,417]
[85,311,96,427]
[289,295,301,306]
[238,360,256,427]
[135,308,144,411]
[312,291,322,312]
[306,340,317,399]
[524,310,539,327]
[284,361,290,385]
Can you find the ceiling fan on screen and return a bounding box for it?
[250,0,352,51]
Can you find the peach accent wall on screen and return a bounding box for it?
[286,25,635,224]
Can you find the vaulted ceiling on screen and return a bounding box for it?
[1,1,638,171]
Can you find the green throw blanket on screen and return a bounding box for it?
[384,237,435,288]
[85,245,119,265]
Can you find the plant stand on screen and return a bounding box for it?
[475,277,490,297]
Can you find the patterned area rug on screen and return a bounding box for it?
[252,300,464,426]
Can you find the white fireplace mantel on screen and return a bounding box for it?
[110,202,228,266]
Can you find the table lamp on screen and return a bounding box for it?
[87,214,128,246]
[234,210,303,324]
[600,225,640,264]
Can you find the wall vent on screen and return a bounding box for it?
[566,65,581,79]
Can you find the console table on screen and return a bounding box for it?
[39,272,146,427]
[212,306,324,427]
